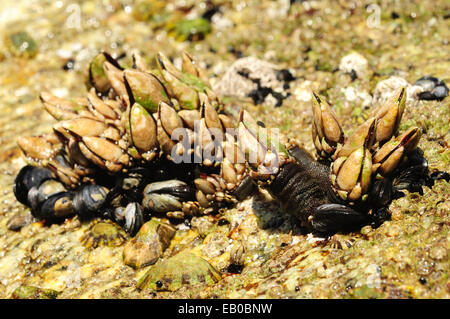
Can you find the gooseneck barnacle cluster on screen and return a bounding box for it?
[13,51,446,238]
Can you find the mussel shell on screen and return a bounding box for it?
[36,191,75,220]
[369,179,393,207]
[112,206,126,224]
[124,202,144,236]
[142,193,183,213]
[27,179,66,212]
[73,184,109,219]
[414,76,449,101]
[143,180,196,201]
[142,180,196,213]
[414,76,440,91]
[231,175,255,201]
[121,175,146,202]
[370,207,391,228]
[430,171,450,182]
[120,166,152,188]
[14,166,53,205]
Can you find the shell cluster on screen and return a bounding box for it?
[14,51,251,236]
[312,88,421,203]
[13,50,443,239]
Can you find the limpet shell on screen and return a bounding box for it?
[137,251,221,292]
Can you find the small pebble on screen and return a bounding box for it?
[385,224,402,237]
[429,247,446,261]
[338,52,369,79]
[6,212,33,231]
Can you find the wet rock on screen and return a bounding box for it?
[190,216,215,238]
[429,246,446,261]
[201,232,229,259]
[384,223,402,237]
[132,0,166,22]
[414,76,448,101]
[213,57,294,107]
[348,285,383,299]
[123,218,176,269]
[417,259,434,276]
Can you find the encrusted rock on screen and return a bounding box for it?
[429,246,446,261]
[372,76,423,105]
[123,218,176,269]
[213,57,294,106]
[190,215,216,238]
[339,52,369,79]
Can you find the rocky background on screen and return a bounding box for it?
[0,0,448,298]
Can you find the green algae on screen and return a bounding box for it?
[5,31,38,58]
[12,286,59,299]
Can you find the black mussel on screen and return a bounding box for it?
[121,168,148,200]
[369,207,392,228]
[14,165,53,205]
[37,191,75,220]
[430,171,450,182]
[414,76,448,101]
[142,180,195,213]
[231,176,256,201]
[369,178,393,207]
[311,204,370,234]
[112,206,126,224]
[73,184,109,219]
[27,179,66,213]
[393,149,430,193]
[123,202,144,236]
